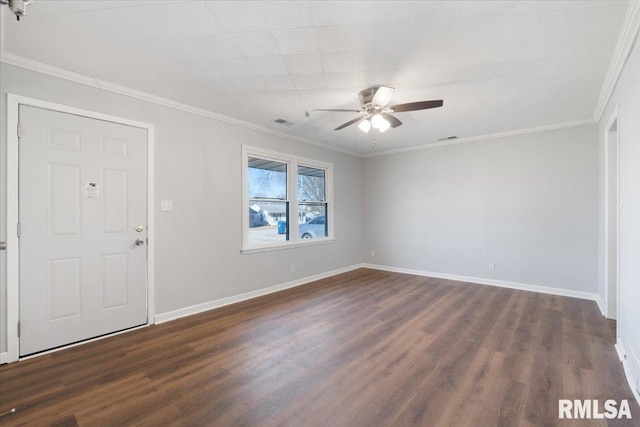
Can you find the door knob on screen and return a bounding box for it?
[135,239,145,246]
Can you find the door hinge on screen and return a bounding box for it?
[17,222,21,238]
[17,123,21,138]
[17,322,20,338]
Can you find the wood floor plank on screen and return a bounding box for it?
[0,268,638,426]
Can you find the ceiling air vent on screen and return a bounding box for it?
[273,118,294,126]
[437,136,458,141]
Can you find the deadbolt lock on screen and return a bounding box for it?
[135,225,144,232]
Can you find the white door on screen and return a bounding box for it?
[19,105,148,356]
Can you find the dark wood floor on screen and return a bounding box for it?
[1,268,638,426]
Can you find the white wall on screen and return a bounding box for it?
[0,59,620,365]
[0,63,364,352]
[363,125,599,294]
[599,31,640,391]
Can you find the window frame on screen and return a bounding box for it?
[242,145,334,253]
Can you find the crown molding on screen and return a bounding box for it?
[362,118,597,158]
[593,0,640,122]
[0,52,361,158]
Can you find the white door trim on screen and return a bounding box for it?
[603,104,620,323]
[5,94,155,363]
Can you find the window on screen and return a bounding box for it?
[298,165,328,239]
[247,157,288,245]
[242,146,333,252]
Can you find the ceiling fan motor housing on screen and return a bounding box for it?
[359,86,383,111]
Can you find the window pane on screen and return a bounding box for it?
[298,203,327,239]
[248,200,289,244]
[248,157,287,199]
[298,165,325,202]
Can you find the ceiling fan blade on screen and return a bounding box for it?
[372,86,395,108]
[314,108,363,113]
[381,113,402,128]
[389,100,443,113]
[334,116,364,131]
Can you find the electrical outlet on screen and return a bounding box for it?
[489,263,495,271]
[160,200,173,212]
[371,250,375,257]
[290,264,295,272]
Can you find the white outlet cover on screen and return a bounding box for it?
[160,200,173,212]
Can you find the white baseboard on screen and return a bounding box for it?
[595,295,606,316]
[615,338,640,406]
[0,352,8,364]
[362,263,599,302]
[155,264,365,324]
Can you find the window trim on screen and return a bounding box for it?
[242,145,334,254]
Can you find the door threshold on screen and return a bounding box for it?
[18,322,150,362]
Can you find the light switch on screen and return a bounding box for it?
[160,200,173,212]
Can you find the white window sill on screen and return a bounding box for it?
[241,238,335,254]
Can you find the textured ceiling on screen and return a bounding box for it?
[1,0,631,155]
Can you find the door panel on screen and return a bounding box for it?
[101,253,128,309]
[49,257,81,320]
[49,163,81,236]
[102,168,128,234]
[19,105,148,356]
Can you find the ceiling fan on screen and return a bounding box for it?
[314,86,443,133]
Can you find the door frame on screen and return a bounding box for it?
[603,105,620,324]
[6,94,155,363]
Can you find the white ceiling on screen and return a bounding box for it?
[1,0,631,155]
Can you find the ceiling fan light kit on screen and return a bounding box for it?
[314,86,444,134]
[357,114,390,134]
[358,119,372,133]
[370,114,390,133]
